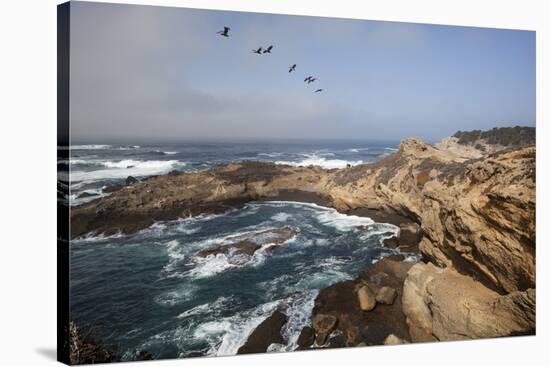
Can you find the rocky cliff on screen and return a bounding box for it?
[71,128,536,344]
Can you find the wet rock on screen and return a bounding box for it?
[296,326,315,350]
[134,350,154,360]
[313,314,337,345]
[327,333,347,348]
[195,240,260,258]
[195,227,296,258]
[383,236,399,249]
[237,310,288,354]
[357,285,376,311]
[376,286,397,305]
[126,176,139,185]
[76,191,97,199]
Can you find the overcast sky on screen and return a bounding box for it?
[69,1,535,143]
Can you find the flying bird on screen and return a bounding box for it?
[253,47,263,54]
[307,77,317,84]
[315,89,323,93]
[217,27,230,37]
[304,76,313,83]
[288,64,296,73]
[263,45,273,53]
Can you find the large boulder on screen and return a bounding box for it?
[237,310,288,354]
[376,286,397,305]
[402,262,536,342]
[296,326,315,350]
[357,285,376,311]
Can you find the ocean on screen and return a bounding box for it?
[67,140,407,359]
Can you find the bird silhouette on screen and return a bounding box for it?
[315,89,323,93]
[289,64,296,73]
[217,27,230,37]
[304,76,313,83]
[263,45,273,53]
[253,47,263,54]
[307,77,317,84]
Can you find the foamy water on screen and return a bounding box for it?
[64,141,398,205]
[70,201,400,359]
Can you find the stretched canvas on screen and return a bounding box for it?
[57,1,536,364]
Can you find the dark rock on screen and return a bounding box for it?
[312,257,416,347]
[195,227,296,258]
[237,310,288,354]
[327,333,347,348]
[126,176,139,185]
[183,351,205,358]
[296,326,315,350]
[383,236,399,249]
[77,191,97,199]
[196,240,260,258]
[313,314,338,345]
[134,350,153,360]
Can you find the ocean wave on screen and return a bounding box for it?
[71,144,112,150]
[154,284,197,306]
[348,147,369,153]
[271,212,291,222]
[258,152,283,158]
[275,154,363,169]
[70,160,185,181]
[197,300,280,356]
[177,296,234,320]
[315,209,374,231]
[384,147,398,151]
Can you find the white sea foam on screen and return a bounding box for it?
[70,160,185,181]
[177,296,233,319]
[385,147,398,151]
[72,231,125,243]
[206,300,281,356]
[71,144,112,150]
[315,210,374,231]
[154,285,197,306]
[163,240,186,272]
[275,154,363,169]
[349,147,369,153]
[271,212,291,222]
[258,152,283,158]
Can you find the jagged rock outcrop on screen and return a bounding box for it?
[71,128,536,343]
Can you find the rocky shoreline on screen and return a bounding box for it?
[71,128,536,352]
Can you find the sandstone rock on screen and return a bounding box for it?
[402,262,535,342]
[237,310,288,354]
[296,326,315,350]
[357,285,376,311]
[376,286,397,305]
[384,334,408,345]
[313,314,337,345]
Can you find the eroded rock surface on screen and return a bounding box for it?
[71,128,536,344]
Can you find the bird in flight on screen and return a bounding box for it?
[304,76,313,83]
[253,47,263,54]
[289,64,296,73]
[307,77,317,84]
[315,89,323,93]
[217,27,230,37]
[263,45,273,53]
